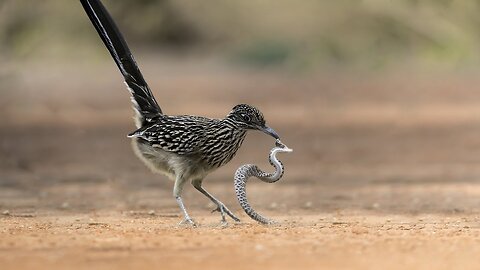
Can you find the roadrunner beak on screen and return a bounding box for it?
[261,126,280,140]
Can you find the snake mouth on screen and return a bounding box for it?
[275,139,293,152]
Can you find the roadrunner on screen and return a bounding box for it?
[80,0,281,225]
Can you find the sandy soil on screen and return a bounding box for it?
[1,56,480,269]
[1,212,480,270]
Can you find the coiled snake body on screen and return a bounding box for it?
[234,139,292,224]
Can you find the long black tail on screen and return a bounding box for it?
[80,0,162,126]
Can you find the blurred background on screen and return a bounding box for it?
[2,0,480,217]
[3,1,480,68]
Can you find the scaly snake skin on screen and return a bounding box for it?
[234,139,293,224]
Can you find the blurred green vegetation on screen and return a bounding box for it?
[2,0,480,69]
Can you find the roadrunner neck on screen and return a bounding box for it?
[201,118,248,169]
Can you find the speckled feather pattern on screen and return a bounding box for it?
[81,0,281,225]
[128,115,247,169]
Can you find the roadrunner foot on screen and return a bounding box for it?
[212,203,240,222]
[179,218,197,227]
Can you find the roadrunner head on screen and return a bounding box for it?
[227,104,280,139]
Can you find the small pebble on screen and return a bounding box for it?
[2,210,10,216]
[61,202,70,209]
[304,201,313,209]
[255,244,265,251]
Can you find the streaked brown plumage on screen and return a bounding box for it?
[80,0,280,225]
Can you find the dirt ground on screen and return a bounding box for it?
[2,56,480,269]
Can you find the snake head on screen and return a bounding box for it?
[275,139,293,152]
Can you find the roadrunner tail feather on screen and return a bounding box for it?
[80,0,162,126]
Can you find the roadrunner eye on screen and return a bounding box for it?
[241,114,251,122]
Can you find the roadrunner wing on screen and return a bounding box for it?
[128,115,212,155]
[80,0,163,125]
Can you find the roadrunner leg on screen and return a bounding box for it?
[174,176,195,226]
[191,179,240,223]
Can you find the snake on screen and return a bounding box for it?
[234,139,293,224]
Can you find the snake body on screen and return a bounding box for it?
[234,139,292,224]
